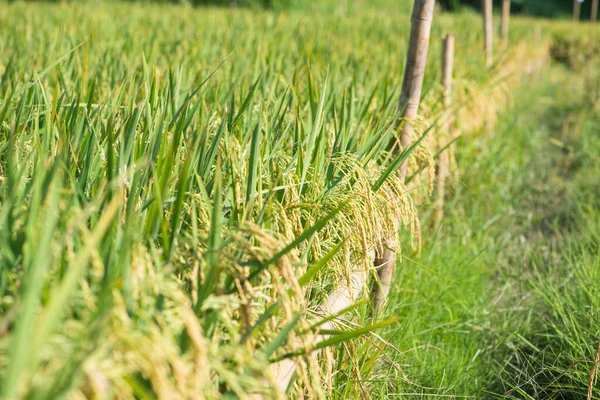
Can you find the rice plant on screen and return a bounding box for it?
[0,1,594,398]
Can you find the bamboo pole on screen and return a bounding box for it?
[590,0,599,55]
[435,33,455,230]
[371,242,397,312]
[483,0,493,67]
[573,0,581,21]
[588,0,599,96]
[392,0,436,178]
[374,0,435,313]
[501,0,510,45]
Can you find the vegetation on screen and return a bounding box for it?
[372,61,600,397]
[0,1,598,399]
[440,0,594,18]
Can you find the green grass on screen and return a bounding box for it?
[368,63,600,398]
[494,67,600,399]
[0,1,599,399]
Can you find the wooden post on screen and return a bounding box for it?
[441,35,455,130]
[394,0,436,179]
[588,0,598,92]
[590,0,599,55]
[483,0,493,67]
[501,0,510,45]
[372,245,396,313]
[573,0,581,21]
[374,0,436,313]
[435,34,454,230]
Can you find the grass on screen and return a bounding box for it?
[494,66,600,399]
[0,1,599,399]
[369,62,600,398]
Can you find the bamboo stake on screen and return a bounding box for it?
[393,0,436,179]
[371,242,397,312]
[483,0,493,67]
[374,0,435,313]
[588,0,598,96]
[501,0,510,45]
[435,33,454,230]
[590,0,599,55]
[574,0,581,22]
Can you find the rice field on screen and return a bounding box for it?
[0,1,599,399]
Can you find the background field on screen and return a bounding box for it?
[0,1,599,399]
